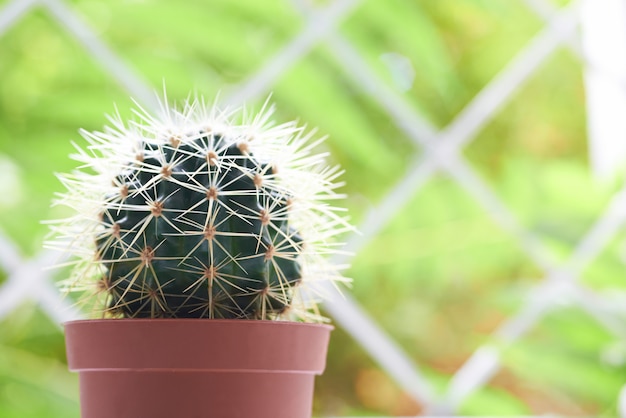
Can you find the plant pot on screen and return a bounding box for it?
[65,319,332,418]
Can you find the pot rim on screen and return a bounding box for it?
[65,317,333,373]
[64,318,334,331]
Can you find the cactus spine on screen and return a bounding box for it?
[48,97,350,321]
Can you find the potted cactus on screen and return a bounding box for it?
[47,96,350,418]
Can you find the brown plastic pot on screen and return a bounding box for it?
[65,319,332,418]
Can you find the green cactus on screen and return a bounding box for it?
[48,97,350,321]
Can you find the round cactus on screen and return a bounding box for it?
[48,97,350,321]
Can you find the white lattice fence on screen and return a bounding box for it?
[0,0,624,415]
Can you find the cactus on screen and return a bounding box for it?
[48,97,350,321]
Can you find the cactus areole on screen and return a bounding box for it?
[49,96,350,322]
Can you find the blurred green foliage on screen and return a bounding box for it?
[0,0,624,416]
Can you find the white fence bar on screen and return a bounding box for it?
[0,0,39,37]
[580,0,626,180]
[223,0,361,107]
[40,0,158,110]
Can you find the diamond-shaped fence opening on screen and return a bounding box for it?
[0,0,625,416]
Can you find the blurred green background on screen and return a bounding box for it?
[1,0,625,416]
